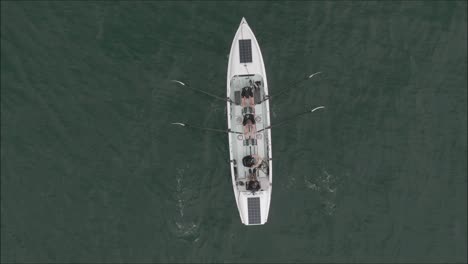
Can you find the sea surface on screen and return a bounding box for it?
[1,1,467,263]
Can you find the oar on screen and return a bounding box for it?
[171,122,242,134]
[257,106,325,132]
[259,72,322,103]
[171,80,233,103]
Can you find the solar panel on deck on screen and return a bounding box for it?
[239,39,252,63]
[247,197,261,224]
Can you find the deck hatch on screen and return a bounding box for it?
[239,39,252,63]
[247,197,261,224]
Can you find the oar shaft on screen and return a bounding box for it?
[273,78,308,97]
[185,86,227,101]
[172,80,233,103]
[173,123,242,134]
[188,124,232,134]
[257,107,324,132]
[272,111,310,127]
[257,112,307,133]
[259,72,321,103]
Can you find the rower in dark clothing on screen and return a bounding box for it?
[241,86,253,98]
[246,168,261,192]
[241,86,254,107]
[247,179,261,192]
[242,154,263,168]
[242,113,256,126]
[242,113,256,139]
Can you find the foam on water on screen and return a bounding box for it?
[171,165,200,241]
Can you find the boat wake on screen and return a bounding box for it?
[305,169,338,215]
[175,167,185,217]
[170,165,200,241]
[174,221,199,241]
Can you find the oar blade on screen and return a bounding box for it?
[171,80,186,86]
[311,106,325,112]
[308,72,322,79]
[171,122,187,127]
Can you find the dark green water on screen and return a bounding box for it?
[1,1,467,263]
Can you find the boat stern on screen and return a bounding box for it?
[237,190,270,225]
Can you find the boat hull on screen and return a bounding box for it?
[226,18,272,225]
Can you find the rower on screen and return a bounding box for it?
[242,113,255,124]
[242,154,263,168]
[242,113,256,141]
[241,85,254,108]
[246,169,261,192]
[246,179,261,192]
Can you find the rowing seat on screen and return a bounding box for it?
[254,86,261,104]
[242,106,254,115]
[243,138,257,146]
[234,91,241,105]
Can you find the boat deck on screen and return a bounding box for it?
[229,74,270,192]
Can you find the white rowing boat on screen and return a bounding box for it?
[171,18,325,226]
[227,18,272,225]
